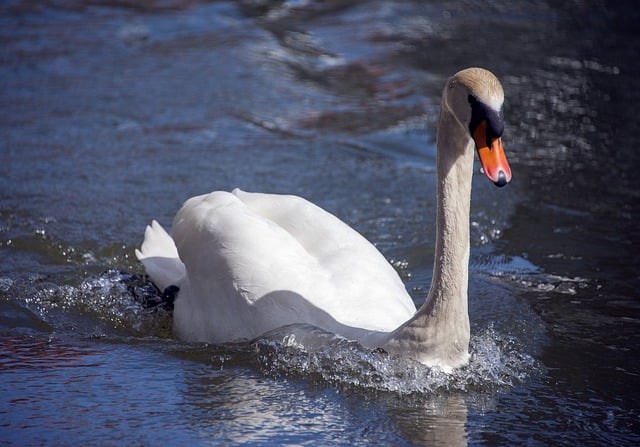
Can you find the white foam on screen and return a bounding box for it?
[254,324,539,395]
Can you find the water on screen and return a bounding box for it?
[1,1,639,445]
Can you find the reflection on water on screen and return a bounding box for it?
[0,270,539,445]
[0,332,473,446]
[1,0,640,445]
[0,332,514,446]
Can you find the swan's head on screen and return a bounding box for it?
[444,67,512,187]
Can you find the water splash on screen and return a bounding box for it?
[253,324,539,395]
[3,270,540,396]
[3,270,172,338]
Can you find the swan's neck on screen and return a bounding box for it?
[429,108,473,319]
[381,107,473,370]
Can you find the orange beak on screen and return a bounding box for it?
[473,120,512,187]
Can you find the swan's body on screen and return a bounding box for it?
[137,68,511,371]
[141,190,415,343]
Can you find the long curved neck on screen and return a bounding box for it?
[380,105,473,370]
[428,106,474,314]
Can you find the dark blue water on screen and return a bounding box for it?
[1,1,639,445]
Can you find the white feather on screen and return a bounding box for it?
[135,220,185,292]
[136,68,508,371]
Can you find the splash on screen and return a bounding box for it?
[4,270,173,338]
[4,270,540,396]
[253,324,538,395]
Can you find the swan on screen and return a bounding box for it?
[136,67,511,371]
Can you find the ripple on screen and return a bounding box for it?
[472,252,591,297]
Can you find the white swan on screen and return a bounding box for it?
[136,67,511,371]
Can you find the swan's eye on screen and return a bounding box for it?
[468,95,504,141]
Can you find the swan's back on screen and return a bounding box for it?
[168,189,415,343]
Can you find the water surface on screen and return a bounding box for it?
[1,1,639,445]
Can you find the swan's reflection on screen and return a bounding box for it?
[178,358,469,446]
[385,394,468,447]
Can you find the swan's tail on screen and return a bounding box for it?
[135,220,186,292]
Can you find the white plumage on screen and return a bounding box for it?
[137,189,415,343]
[136,68,511,371]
